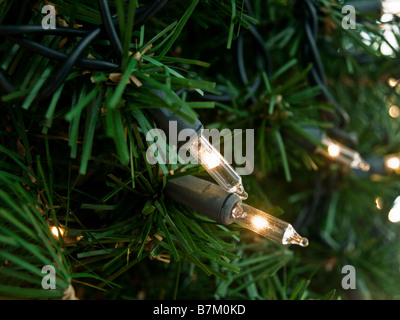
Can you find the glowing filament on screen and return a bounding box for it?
[386,156,400,170]
[189,133,248,199]
[388,78,398,87]
[327,144,340,158]
[389,105,400,118]
[320,137,370,171]
[251,216,269,229]
[231,203,309,247]
[200,149,221,169]
[375,197,383,210]
[51,226,64,238]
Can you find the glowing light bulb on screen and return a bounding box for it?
[385,154,400,171]
[51,226,65,238]
[189,133,248,199]
[200,148,221,169]
[231,203,309,247]
[327,144,340,158]
[389,105,400,118]
[375,197,383,210]
[388,196,400,223]
[320,137,370,171]
[251,216,269,229]
[388,78,398,88]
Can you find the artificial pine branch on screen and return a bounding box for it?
[0,0,399,300]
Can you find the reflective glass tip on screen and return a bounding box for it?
[351,154,370,172]
[359,161,370,172]
[298,237,309,247]
[235,185,248,200]
[283,224,309,247]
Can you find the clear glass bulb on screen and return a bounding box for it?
[320,137,370,171]
[231,203,309,247]
[388,196,400,223]
[189,133,248,199]
[384,154,400,172]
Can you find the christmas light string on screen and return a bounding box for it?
[146,105,249,200]
[300,0,388,174]
[0,1,253,229]
[300,0,400,229]
[301,0,399,179]
[299,127,371,172]
[203,0,376,175]
[0,0,305,243]
[301,0,380,175]
[0,0,368,246]
[1,0,400,302]
[166,175,308,247]
[1,0,399,258]
[293,0,366,233]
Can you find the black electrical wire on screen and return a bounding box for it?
[0,25,117,71]
[202,0,272,103]
[236,35,260,103]
[110,0,170,27]
[132,0,170,27]
[295,174,324,229]
[98,0,123,60]
[236,25,271,97]
[303,0,326,85]
[0,0,170,102]
[0,25,90,36]
[0,28,101,101]
[238,0,272,80]
[310,66,350,126]
[302,0,350,128]
[0,0,169,38]
[0,69,17,94]
[98,0,169,61]
[3,34,118,71]
[303,0,318,40]
[236,0,272,101]
[0,0,169,73]
[38,28,101,100]
[304,21,326,85]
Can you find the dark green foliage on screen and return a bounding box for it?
[0,0,399,300]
